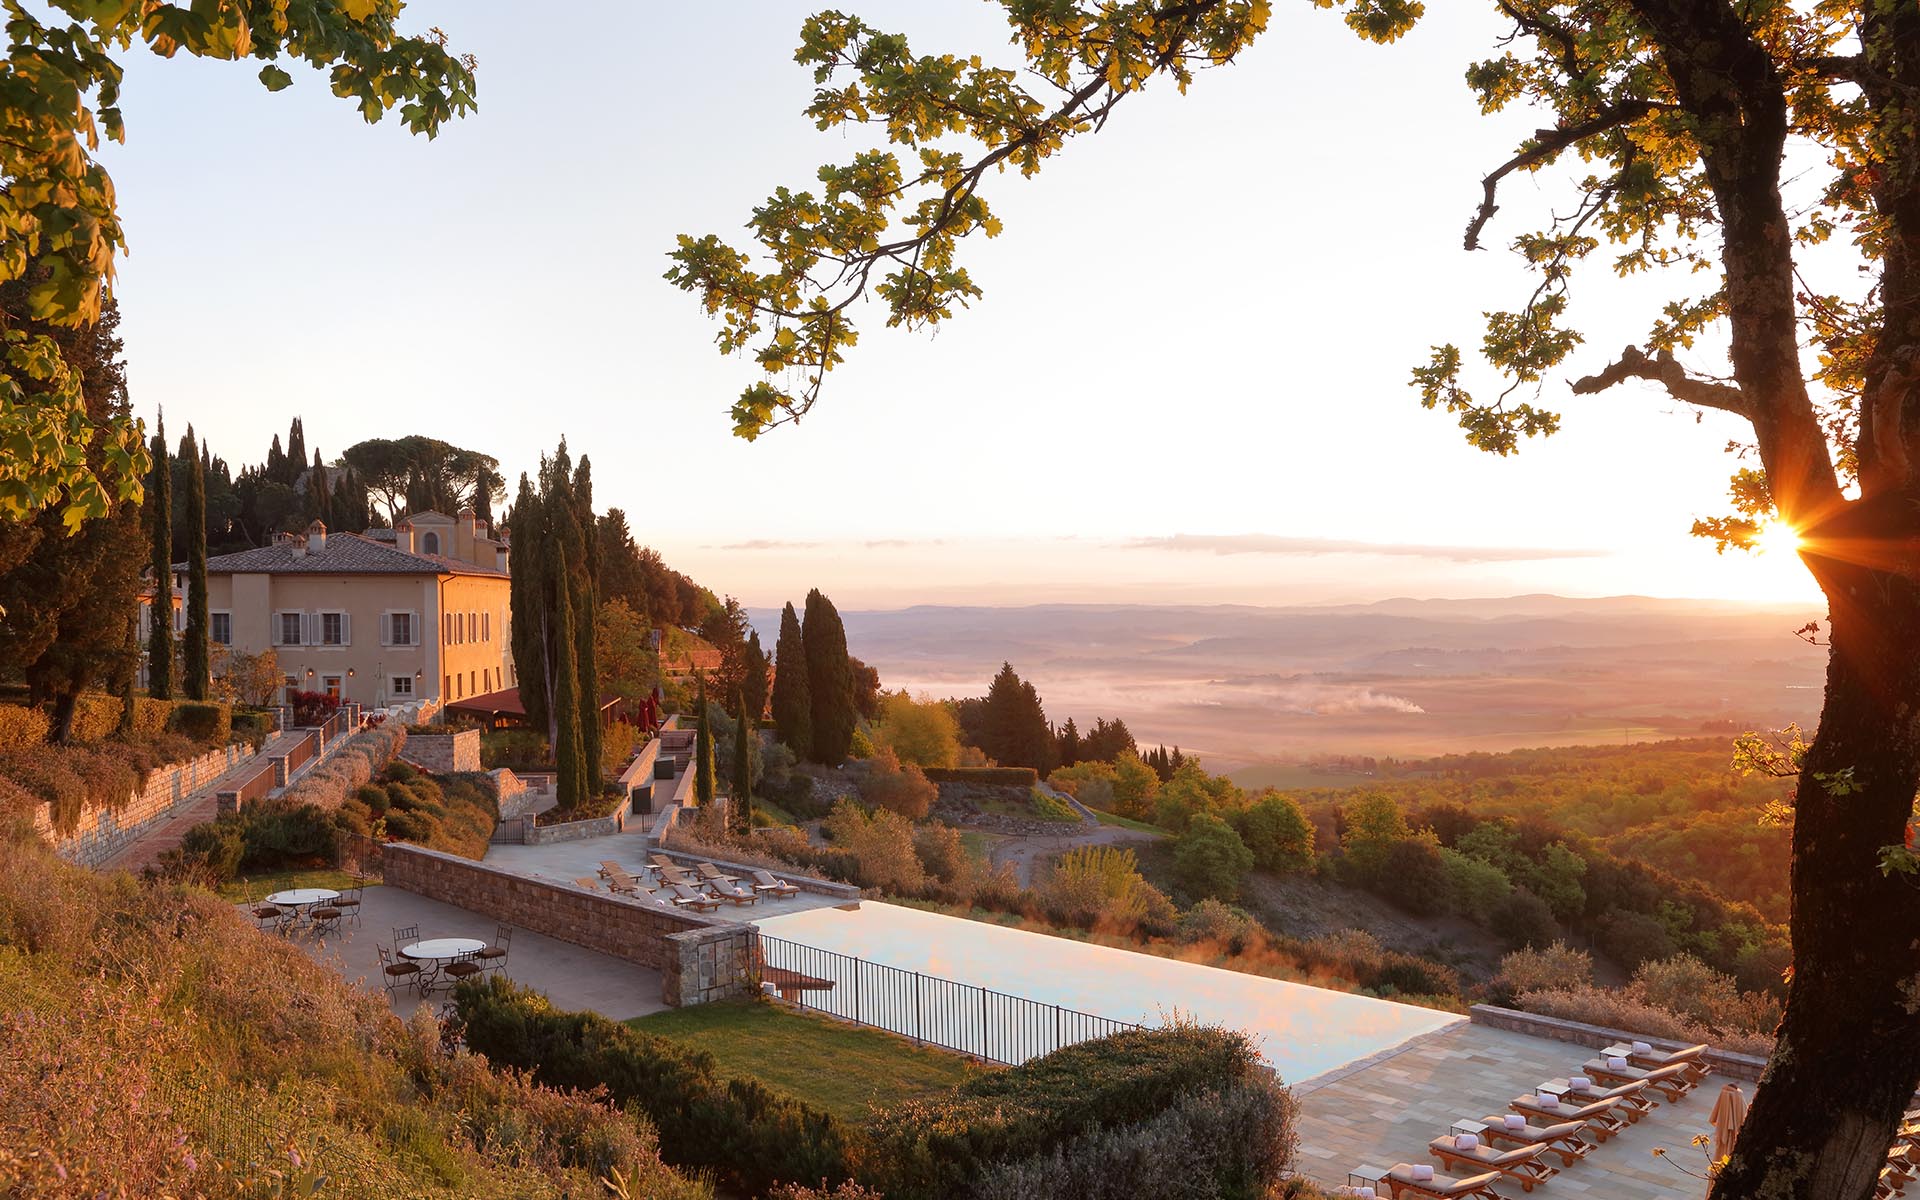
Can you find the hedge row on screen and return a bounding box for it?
[0,696,212,747]
[922,766,1040,787]
[279,722,405,812]
[865,1025,1269,1200]
[454,977,854,1196]
[971,1079,1298,1200]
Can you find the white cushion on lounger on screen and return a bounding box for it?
[1632,1040,1653,1054]
[1504,1114,1526,1130]
[1454,1134,1478,1150]
[1410,1165,1434,1181]
[1537,1092,1559,1107]
[1570,1075,1591,1089]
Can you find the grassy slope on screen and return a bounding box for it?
[629,999,984,1122]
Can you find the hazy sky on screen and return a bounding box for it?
[97,2,1822,609]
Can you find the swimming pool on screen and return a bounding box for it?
[755,901,1462,1084]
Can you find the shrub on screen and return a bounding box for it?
[482,728,551,770]
[455,977,853,1196]
[912,821,973,887]
[1029,787,1080,823]
[288,690,338,727]
[822,799,925,892]
[1594,909,1679,971]
[1514,985,1774,1057]
[1177,899,1261,954]
[167,701,231,746]
[859,748,937,819]
[1631,953,1781,1034]
[162,817,246,885]
[1376,835,1449,916]
[1172,814,1254,901]
[1439,847,1512,916]
[1040,844,1175,934]
[0,704,50,746]
[971,1078,1298,1200]
[1047,760,1117,796]
[229,708,274,748]
[68,695,122,743]
[866,1025,1267,1200]
[1490,941,1593,1004]
[923,766,1040,787]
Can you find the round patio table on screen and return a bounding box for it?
[265,887,338,912]
[401,937,487,962]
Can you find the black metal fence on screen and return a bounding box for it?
[758,933,1141,1065]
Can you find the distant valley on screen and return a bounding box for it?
[752,595,1828,772]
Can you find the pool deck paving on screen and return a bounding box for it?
[481,829,848,920]
[276,884,671,1021]
[1293,1021,1716,1199]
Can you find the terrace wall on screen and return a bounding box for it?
[35,743,256,869]
[380,843,758,1004]
[401,729,481,773]
[1468,1004,1768,1083]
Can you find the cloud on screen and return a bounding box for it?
[709,538,825,551]
[1119,533,1608,564]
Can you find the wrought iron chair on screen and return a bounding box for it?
[438,949,484,992]
[333,874,365,926]
[478,925,511,974]
[309,904,342,938]
[376,943,422,998]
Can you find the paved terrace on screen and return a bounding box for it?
[282,884,670,1020]
[481,829,848,920]
[1293,1022,1716,1199]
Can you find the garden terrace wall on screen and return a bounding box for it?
[216,759,277,816]
[523,790,634,845]
[380,843,758,1005]
[271,731,318,787]
[34,743,256,869]
[400,728,482,773]
[1468,1004,1768,1083]
[617,738,662,811]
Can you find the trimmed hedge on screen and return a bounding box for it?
[865,1025,1268,1200]
[971,1079,1298,1200]
[230,709,274,748]
[0,705,51,746]
[279,723,405,811]
[167,702,231,746]
[923,766,1039,787]
[454,977,854,1196]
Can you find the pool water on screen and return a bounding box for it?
[756,901,1461,1084]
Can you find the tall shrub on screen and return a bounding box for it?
[771,601,811,759]
[802,588,854,764]
[550,551,588,811]
[694,677,715,808]
[730,685,752,833]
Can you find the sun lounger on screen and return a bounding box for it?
[1384,1164,1504,1199]
[708,879,759,906]
[1564,1075,1658,1115]
[1583,1056,1697,1100]
[1477,1115,1595,1166]
[1426,1136,1555,1191]
[1623,1041,1712,1082]
[1509,1093,1629,1140]
[669,883,721,912]
[573,876,602,891]
[601,866,647,896]
[695,862,739,885]
[750,868,801,898]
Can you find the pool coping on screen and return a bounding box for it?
[1289,1017,1469,1094]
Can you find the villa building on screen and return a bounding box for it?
[140,509,515,709]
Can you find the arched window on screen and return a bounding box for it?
[422,531,440,554]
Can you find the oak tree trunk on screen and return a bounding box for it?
[1712,502,1920,1200]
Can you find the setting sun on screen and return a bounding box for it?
[1755,519,1804,556]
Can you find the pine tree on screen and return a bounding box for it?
[145,414,173,700]
[771,601,811,758]
[802,588,854,764]
[180,426,210,701]
[1057,717,1081,768]
[730,685,753,834]
[549,545,588,810]
[694,677,716,807]
[742,629,770,719]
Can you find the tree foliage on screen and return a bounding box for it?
[802,588,855,764]
[771,601,812,759]
[179,427,208,701]
[0,3,475,529]
[341,435,501,524]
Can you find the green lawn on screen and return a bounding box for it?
[627,998,984,1121]
[1089,807,1167,835]
[215,867,372,903]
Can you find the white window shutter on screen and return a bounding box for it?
[340,612,351,645]
[412,610,421,645]
[381,613,391,647]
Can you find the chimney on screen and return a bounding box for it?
[393,519,414,554]
[290,534,307,560]
[307,519,327,554]
[497,541,510,574]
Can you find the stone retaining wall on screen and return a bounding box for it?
[1468,1004,1768,1083]
[524,791,634,845]
[652,845,862,901]
[35,743,256,869]
[381,843,756,1004]
[400,729,481,773]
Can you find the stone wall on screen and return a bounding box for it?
[35,743,256,869]
[382,844,758,1005]
[524,790,634,845]
[400,729,481,773]
[652,845,862,901]
[1468,1004,1768,1083]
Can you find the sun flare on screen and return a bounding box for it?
[1754,519,1804,556]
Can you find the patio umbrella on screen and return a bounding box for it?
[1710,1082,1748,1164]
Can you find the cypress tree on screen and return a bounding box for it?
[770,601,811,759]
[145,415,173,700]
[284,417,306,485]
[742,629,770,720]
[181,426,210,701]
[802,588,854,764]
[571,455,602,791]
[731,685,753,834]
[550,544,588,810]
[507,474,551,740]
[694,677,716,807]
